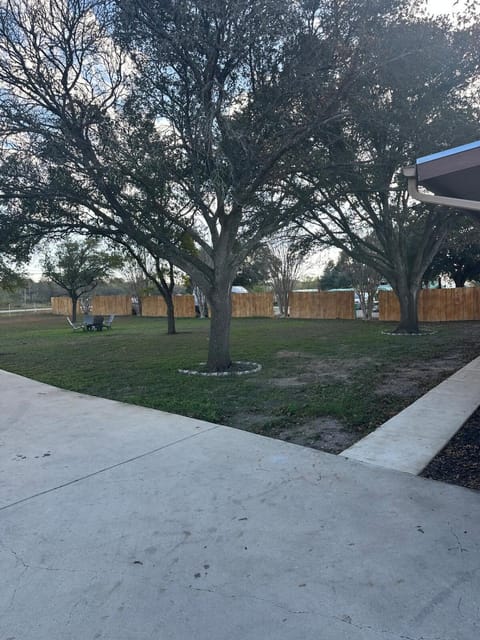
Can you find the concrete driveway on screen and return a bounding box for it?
[1,369,479,640]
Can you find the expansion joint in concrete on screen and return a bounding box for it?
[0,425,219,512]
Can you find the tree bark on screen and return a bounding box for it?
[281,290,289,317]
[151,262,176,334]
[207,282,233,372]
[394,284,420,333]
[165,290,176,335]
[358,292,374,320]
[71,295,79,322]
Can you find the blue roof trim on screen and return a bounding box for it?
[416,140,480,165]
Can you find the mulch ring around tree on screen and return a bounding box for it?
[381,327,437,336]
[178,361,262,376]
[421,408,480,492]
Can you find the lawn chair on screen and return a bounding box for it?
[66,316,84,331]
[103,314,115,329]
[83,314,95,330]
[93,315,104,330]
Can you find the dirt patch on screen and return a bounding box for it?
[375,355,466,398]
[229,413,276,430]
[272,353,373,387]
[375,367,430,398]
[230,411,357,454]
[276,350,314,359]
[278,417,358,454]
[270,377,308,388]
[304,357,372,382]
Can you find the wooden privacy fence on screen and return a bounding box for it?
[289,291,355,319]
[51,296,71,316]
[91,295,131,316]
[141,295,196,318]
[231,292,274,317]
[54,291,362,320]
[142,293,274,317]
[51,295,131,316]
[379,288,480,322]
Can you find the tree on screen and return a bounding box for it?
[319,251,381,318]
[319,258,351,291]
[424,219,480,287]
[119,244,182,333]
[343,256,382,320]
[121,253,152,316]
[43,239,120,321]
[296,12,479,332]
[0,205,35,292]
[0,261,24,292]
[268,234,309,316]
[0,0,411,369]
[234,245,273,290]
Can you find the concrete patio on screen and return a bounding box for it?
[1,368,479,640]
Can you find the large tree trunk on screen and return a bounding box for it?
[394,283,420,333]
[153,263,176,334]
[207,280,233,372]
[71,295,79,322]
[164,289,176,335]
[453,274,466,287]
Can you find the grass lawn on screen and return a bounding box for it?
[2,313,480,452]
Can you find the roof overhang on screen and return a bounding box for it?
[403,140,480,213]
